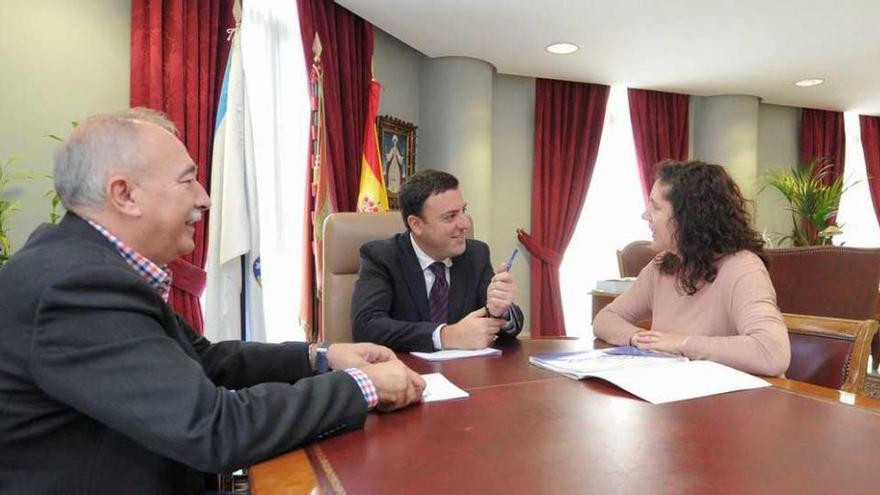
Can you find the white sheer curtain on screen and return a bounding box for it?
[560,86,651,339]
[240,0,310,342]
[836,112,880,248]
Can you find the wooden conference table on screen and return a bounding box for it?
[250,338,880,494]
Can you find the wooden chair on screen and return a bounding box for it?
[784,313,879,394]
[616,240,660,278]
[765,246,880,373]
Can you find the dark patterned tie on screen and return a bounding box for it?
[428,262,449,323]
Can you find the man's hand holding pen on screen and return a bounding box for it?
[485,248,518,319]
[441,247,520,349]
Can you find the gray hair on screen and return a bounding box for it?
[53,107,178,210]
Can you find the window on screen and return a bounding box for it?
[559,86,650,338]
[836,112,880,247]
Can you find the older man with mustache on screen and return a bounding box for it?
[0,108,425,494]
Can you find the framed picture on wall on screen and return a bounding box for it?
[377,115,416,209]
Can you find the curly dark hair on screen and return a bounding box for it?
[655,160,766,295]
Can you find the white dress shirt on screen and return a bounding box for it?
[409,234,514,350]
[409,234,452,350]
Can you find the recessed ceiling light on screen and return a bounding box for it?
[794,78,825,87]
[546,42,579,55]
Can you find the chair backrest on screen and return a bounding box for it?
[784,313,879,393]
[321,211,475,343]
[322,212,406,343]
[617,240,661,277]
[765,246,880,320]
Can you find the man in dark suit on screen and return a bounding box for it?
[0,108,425,494]
[351,169,523,352]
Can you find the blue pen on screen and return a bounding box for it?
[505,247,519,271]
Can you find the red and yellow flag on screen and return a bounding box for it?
[356,81,388,212]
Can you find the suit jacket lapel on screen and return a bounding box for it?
[448,251,470,322]
[396,234,432,321]
[62,212,202,362]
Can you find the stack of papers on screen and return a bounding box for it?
[529,347,770,404]
[411,348,501,361]
[421,373,469,402]
[595,278,635,294]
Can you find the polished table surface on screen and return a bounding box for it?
[251,338,880,495]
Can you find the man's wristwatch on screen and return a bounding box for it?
[314,343,332,374]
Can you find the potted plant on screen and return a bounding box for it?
[761,158,854,246]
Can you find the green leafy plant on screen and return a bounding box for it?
[0,155,35,267]
[762,158,855,246]
[44,122,78,226]
[45,182,62,224]
[0,121,78,267]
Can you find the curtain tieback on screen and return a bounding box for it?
[516,229,562,266]
[169,258,207,297]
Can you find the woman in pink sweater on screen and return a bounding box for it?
[593,161,790,376]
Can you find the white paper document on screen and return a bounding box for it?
[421,373,469,402]
[588,360,770,404]
[529,347,770,404]
[411,347,502,361]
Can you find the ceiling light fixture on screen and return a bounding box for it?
[546,42,579,55]
[794,78,825,87]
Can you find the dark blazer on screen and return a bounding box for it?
[0,213,368,494]
[351,232,523,352]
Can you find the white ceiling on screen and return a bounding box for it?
[338,0,880,115]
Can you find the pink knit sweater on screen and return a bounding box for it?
[594,250,790,376]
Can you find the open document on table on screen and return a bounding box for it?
[529,347,770,404]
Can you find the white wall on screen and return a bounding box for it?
[691,96,801,243]
[491,74,534,332]
[418,57,494,238]
[756,104,801,245]
[0,0,131,252]
[373,28,422,126]
[692,95,761,199]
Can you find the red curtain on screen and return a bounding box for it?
[861,115,880,228]
[627,88,689,205]
[800,108,846,235]
[130,0,234,333]
[297,0,374,213]
[296,0,374,339]
[800,108,846,184]
[518,79,610,337]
